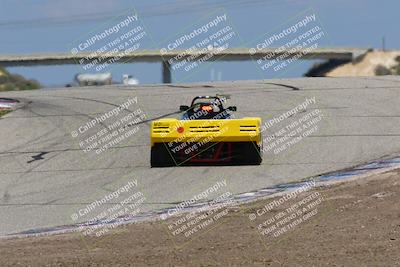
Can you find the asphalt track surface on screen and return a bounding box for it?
[1,76,400,236]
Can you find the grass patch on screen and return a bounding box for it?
[0,67,41,91]
[0,110,11,117]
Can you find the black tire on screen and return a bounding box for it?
[151,143,175,167]
[242,142,262,165]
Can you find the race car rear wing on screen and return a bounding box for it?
[151,118,261,146]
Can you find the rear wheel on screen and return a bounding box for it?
[151,143,175,167]
[238,142,262,165]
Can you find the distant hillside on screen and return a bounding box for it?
[305,50,400,77]
[0,67,41,91]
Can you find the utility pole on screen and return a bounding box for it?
[382,36,386,51]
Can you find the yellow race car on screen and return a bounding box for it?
[150,95,262,167]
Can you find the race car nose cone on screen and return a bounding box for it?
[177,126,185,133]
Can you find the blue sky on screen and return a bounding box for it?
[0,0,397,86]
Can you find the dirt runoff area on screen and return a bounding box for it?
[1,169,399,267]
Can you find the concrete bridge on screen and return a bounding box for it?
[0,48,369,83]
